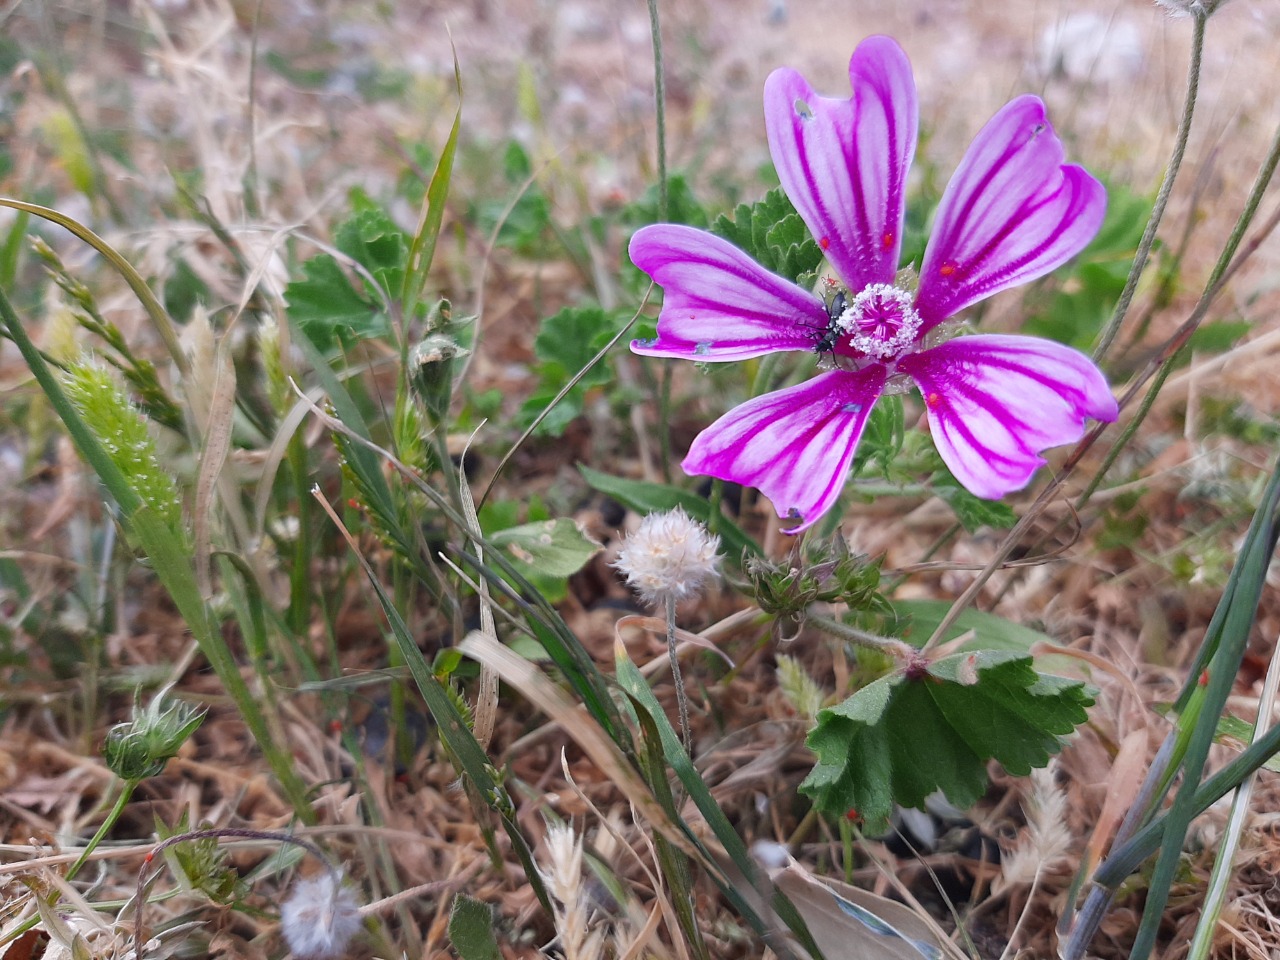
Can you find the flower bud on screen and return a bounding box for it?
[103,691,204,781]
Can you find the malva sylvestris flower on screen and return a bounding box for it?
[629,36,1119,532]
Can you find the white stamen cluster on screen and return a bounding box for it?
[280,871,363,959]
[614,507,721,606]
[836,283,923,360]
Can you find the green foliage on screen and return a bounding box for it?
[578,465,762,562]
[518,305,627,436]
[1023,182,1153,350]
[449,895,501,960]
[933,480,1018,532]
[624,173,710,230]
[1215,714,1280,773]
[802,649,1092,832]
[710,186,823,285]
[1177,319,1252,367]
[1196,396,1280,446]
[285,254,388,351]
[469,141,555,257]
[158,815,248,906]
[284,191,411,350]
[853,394,906,479]
[747,535,888,623]
[334,190,408,300]
[488,519,601,579]
[893,599,1054,653]
[479,500,601,603]
[161,256,209,322]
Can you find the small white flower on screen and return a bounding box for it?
[280,871,363,959]
[614,507,721,606]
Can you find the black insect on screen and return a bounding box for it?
[806,290,847,357]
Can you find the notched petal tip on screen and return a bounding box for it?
[628,223,826,361]
[763,36,917,296]
[916,96,1107,329]
[682,368,888,533]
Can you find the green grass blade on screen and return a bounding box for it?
[1126,458,1280,960]
[401,50,461,327]
[3,281,315,821]
[614,645,823,959]
[314,493,553,916]
[0,198,188,376]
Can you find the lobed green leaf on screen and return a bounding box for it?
[802,650,1092,832]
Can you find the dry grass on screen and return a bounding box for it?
[3,0,1280,958]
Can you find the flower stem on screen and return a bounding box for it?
[665,593,693,753]
[647,0,675,485]
[646,0,668,223]
[808,615,916,661]
[1092,8,1206,361]
[66,778,138,881]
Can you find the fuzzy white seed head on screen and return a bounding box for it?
[614,508,721,606]
[280,871,363,959]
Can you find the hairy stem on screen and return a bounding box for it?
[665,593,693,753]
[1092,9,1206,360]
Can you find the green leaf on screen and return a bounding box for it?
[892,599,1053,653]
[402,54,461,326]
[284,255,385,350]
[711,186,824,285]
[802,650,1092,832]
[488,518,600,578]
[577,465,763,562]
[519,305,624,435]
[448,895,500,960]
[933,483,1017,532]
[334,191,408,302]
[1182,319,1251,359]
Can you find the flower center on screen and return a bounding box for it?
[833,283,922,360]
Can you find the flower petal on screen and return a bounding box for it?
[899,334,1118,498]
[915,96,1106,330]
[763,36,917,293]
[629,223,828,360]
[683,367,888,532]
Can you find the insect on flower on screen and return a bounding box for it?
[629,36,1119,532]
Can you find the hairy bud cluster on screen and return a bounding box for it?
[103,691,204,781]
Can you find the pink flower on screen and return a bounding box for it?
[629,36,1118,532]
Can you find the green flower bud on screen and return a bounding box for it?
[103,691,204,781]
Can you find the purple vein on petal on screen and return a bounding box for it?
[899,335,1118,499]
[764,36,916,294]
[628,224,827,361]
[682,367,888,532]
[915,96,1107,331]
